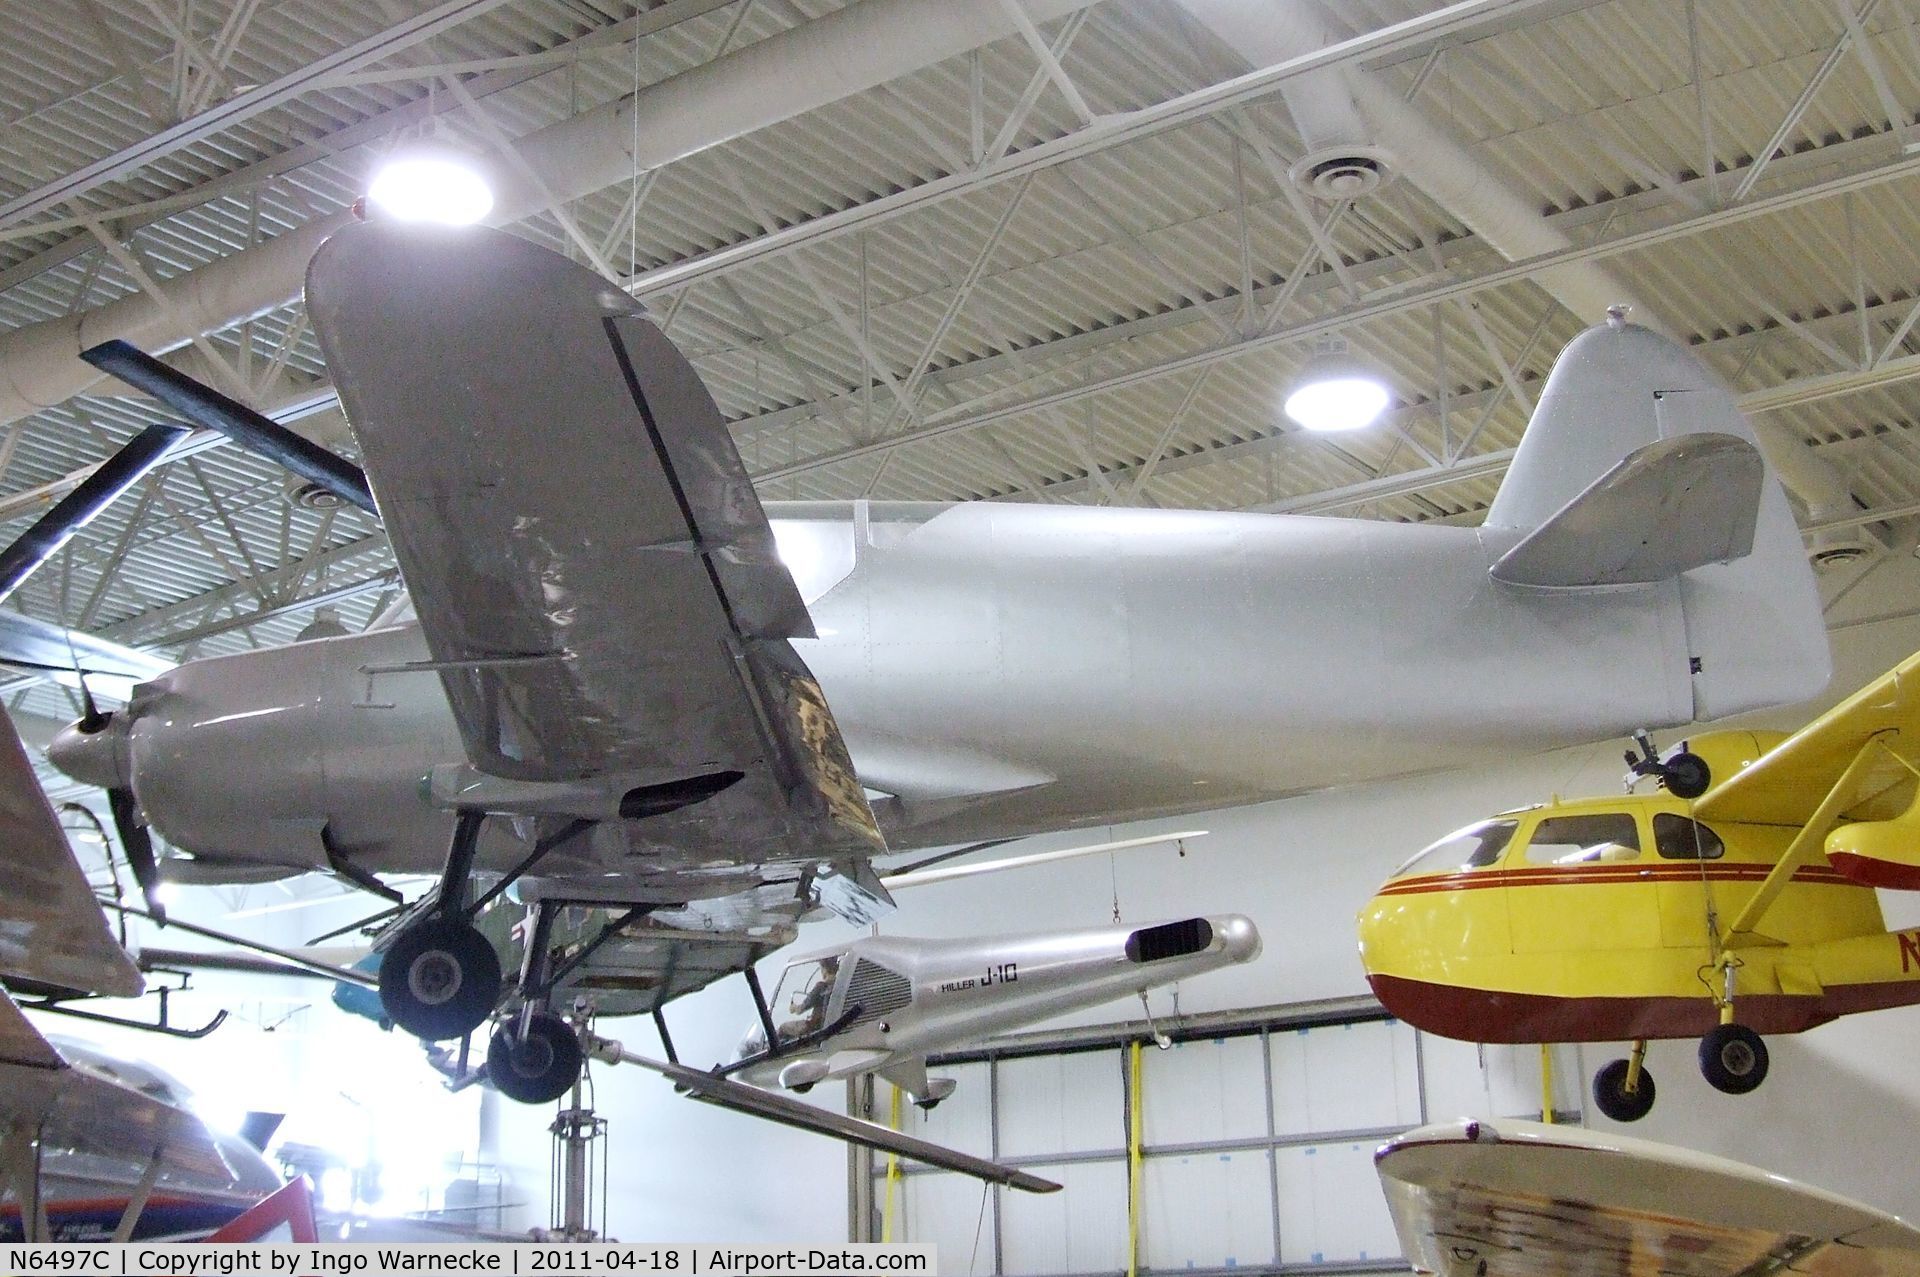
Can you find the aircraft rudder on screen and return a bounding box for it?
[1488,319,1829,719]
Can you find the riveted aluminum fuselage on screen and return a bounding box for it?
[81,499,1715,877]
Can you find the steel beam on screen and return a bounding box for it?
[0,0,520,229]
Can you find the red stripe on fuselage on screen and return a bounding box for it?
[1374,863,1850,897]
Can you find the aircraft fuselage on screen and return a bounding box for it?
[70,500,1712,878]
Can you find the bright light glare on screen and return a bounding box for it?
[367,155,494,226]
[1283,375,1390,432]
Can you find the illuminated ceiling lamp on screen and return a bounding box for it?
[1283,336,1391,433]
[365,133,495,226]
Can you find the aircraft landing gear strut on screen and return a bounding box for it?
[1592,1039,1655,1122]
[378,810,503,1040]
[1699,962,1769,1094]
[487,901,584,1106]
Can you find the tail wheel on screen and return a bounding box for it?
[377,918,502,1041]
[1591,1058,1656,1122]
[1699,1023,1769,1094]
[487,1011,584,1105]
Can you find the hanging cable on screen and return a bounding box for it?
[967,1179,991,1275]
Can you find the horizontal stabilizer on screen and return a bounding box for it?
[1491,433,1762,588]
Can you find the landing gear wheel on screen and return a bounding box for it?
[1663,751,1711,799]
[487,1012,584,1105]
[1699,1023,1768,1094]
[378,918,502,1041]
[1592,1058,1656,1122]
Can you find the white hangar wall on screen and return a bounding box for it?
[495,564,1920,1243]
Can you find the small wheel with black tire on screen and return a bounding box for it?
[378,918,502,1041]
[1663,751,1712,799]
[1592,1057,1656,1122]
[487,1011,585,1105]
[1699,1023,1768,1094]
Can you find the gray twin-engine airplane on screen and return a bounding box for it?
[23,220,1828,1107]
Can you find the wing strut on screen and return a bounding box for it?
[1723,731,1894,945]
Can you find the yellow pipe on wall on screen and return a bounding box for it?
[882,1084,902,1243]
[1128,1040,1144,1277]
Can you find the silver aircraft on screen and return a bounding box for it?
[729,914,1260,1108]
[24,221,1829,1105]
[0,714,279,1240]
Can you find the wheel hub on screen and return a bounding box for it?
[1721,1041,1756,1075]
[408,949,463,1006]
[509,1033,555,1076]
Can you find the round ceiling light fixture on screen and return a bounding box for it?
[1283,337,1390,433]
[366,140,495,226]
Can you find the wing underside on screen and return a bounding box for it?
[0,989,229,1182]
[0,704,141,998]
[550,920,791,1019]
[306,223,881,874]
[1377,1120,1920,1277]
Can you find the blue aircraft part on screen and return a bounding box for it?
[331,952,388,1027]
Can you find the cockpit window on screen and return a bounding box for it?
[1522,813,1641,864]
[1654,812,1725,860]
[771,954,841,1040]
[1393,820,1519,878]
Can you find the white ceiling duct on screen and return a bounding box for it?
[1177,0,1860,534]
[0,0,1108,427]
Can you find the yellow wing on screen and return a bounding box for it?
[1695,650,1920,828]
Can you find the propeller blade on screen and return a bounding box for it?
[106,785,166,924]
[74,670,106,733]
[79,340,376,516]
[0,423,188,603]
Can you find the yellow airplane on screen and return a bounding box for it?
[1358,650,1920,1122]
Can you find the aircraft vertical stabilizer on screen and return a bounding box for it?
[1484,319,1829,720]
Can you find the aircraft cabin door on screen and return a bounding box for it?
[1504,811,1662,958]
[1650,812,1731,951]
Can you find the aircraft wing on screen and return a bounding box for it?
[0,610,172,686]
[306,223,881,870]
[548,918,793,1019]
[1694,650,1920,827]
[1377,1119,1920,1277]
[0,988,230,1182]
[0,705,142,998]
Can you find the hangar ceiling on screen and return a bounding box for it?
[0,0,1917,711]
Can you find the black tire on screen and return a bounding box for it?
[1592,1057,1656,1122]
[1699,1023,1769,1094]
[487,1012,584,1105]
[378,918,502,1041]
[1664,751,1712,799]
